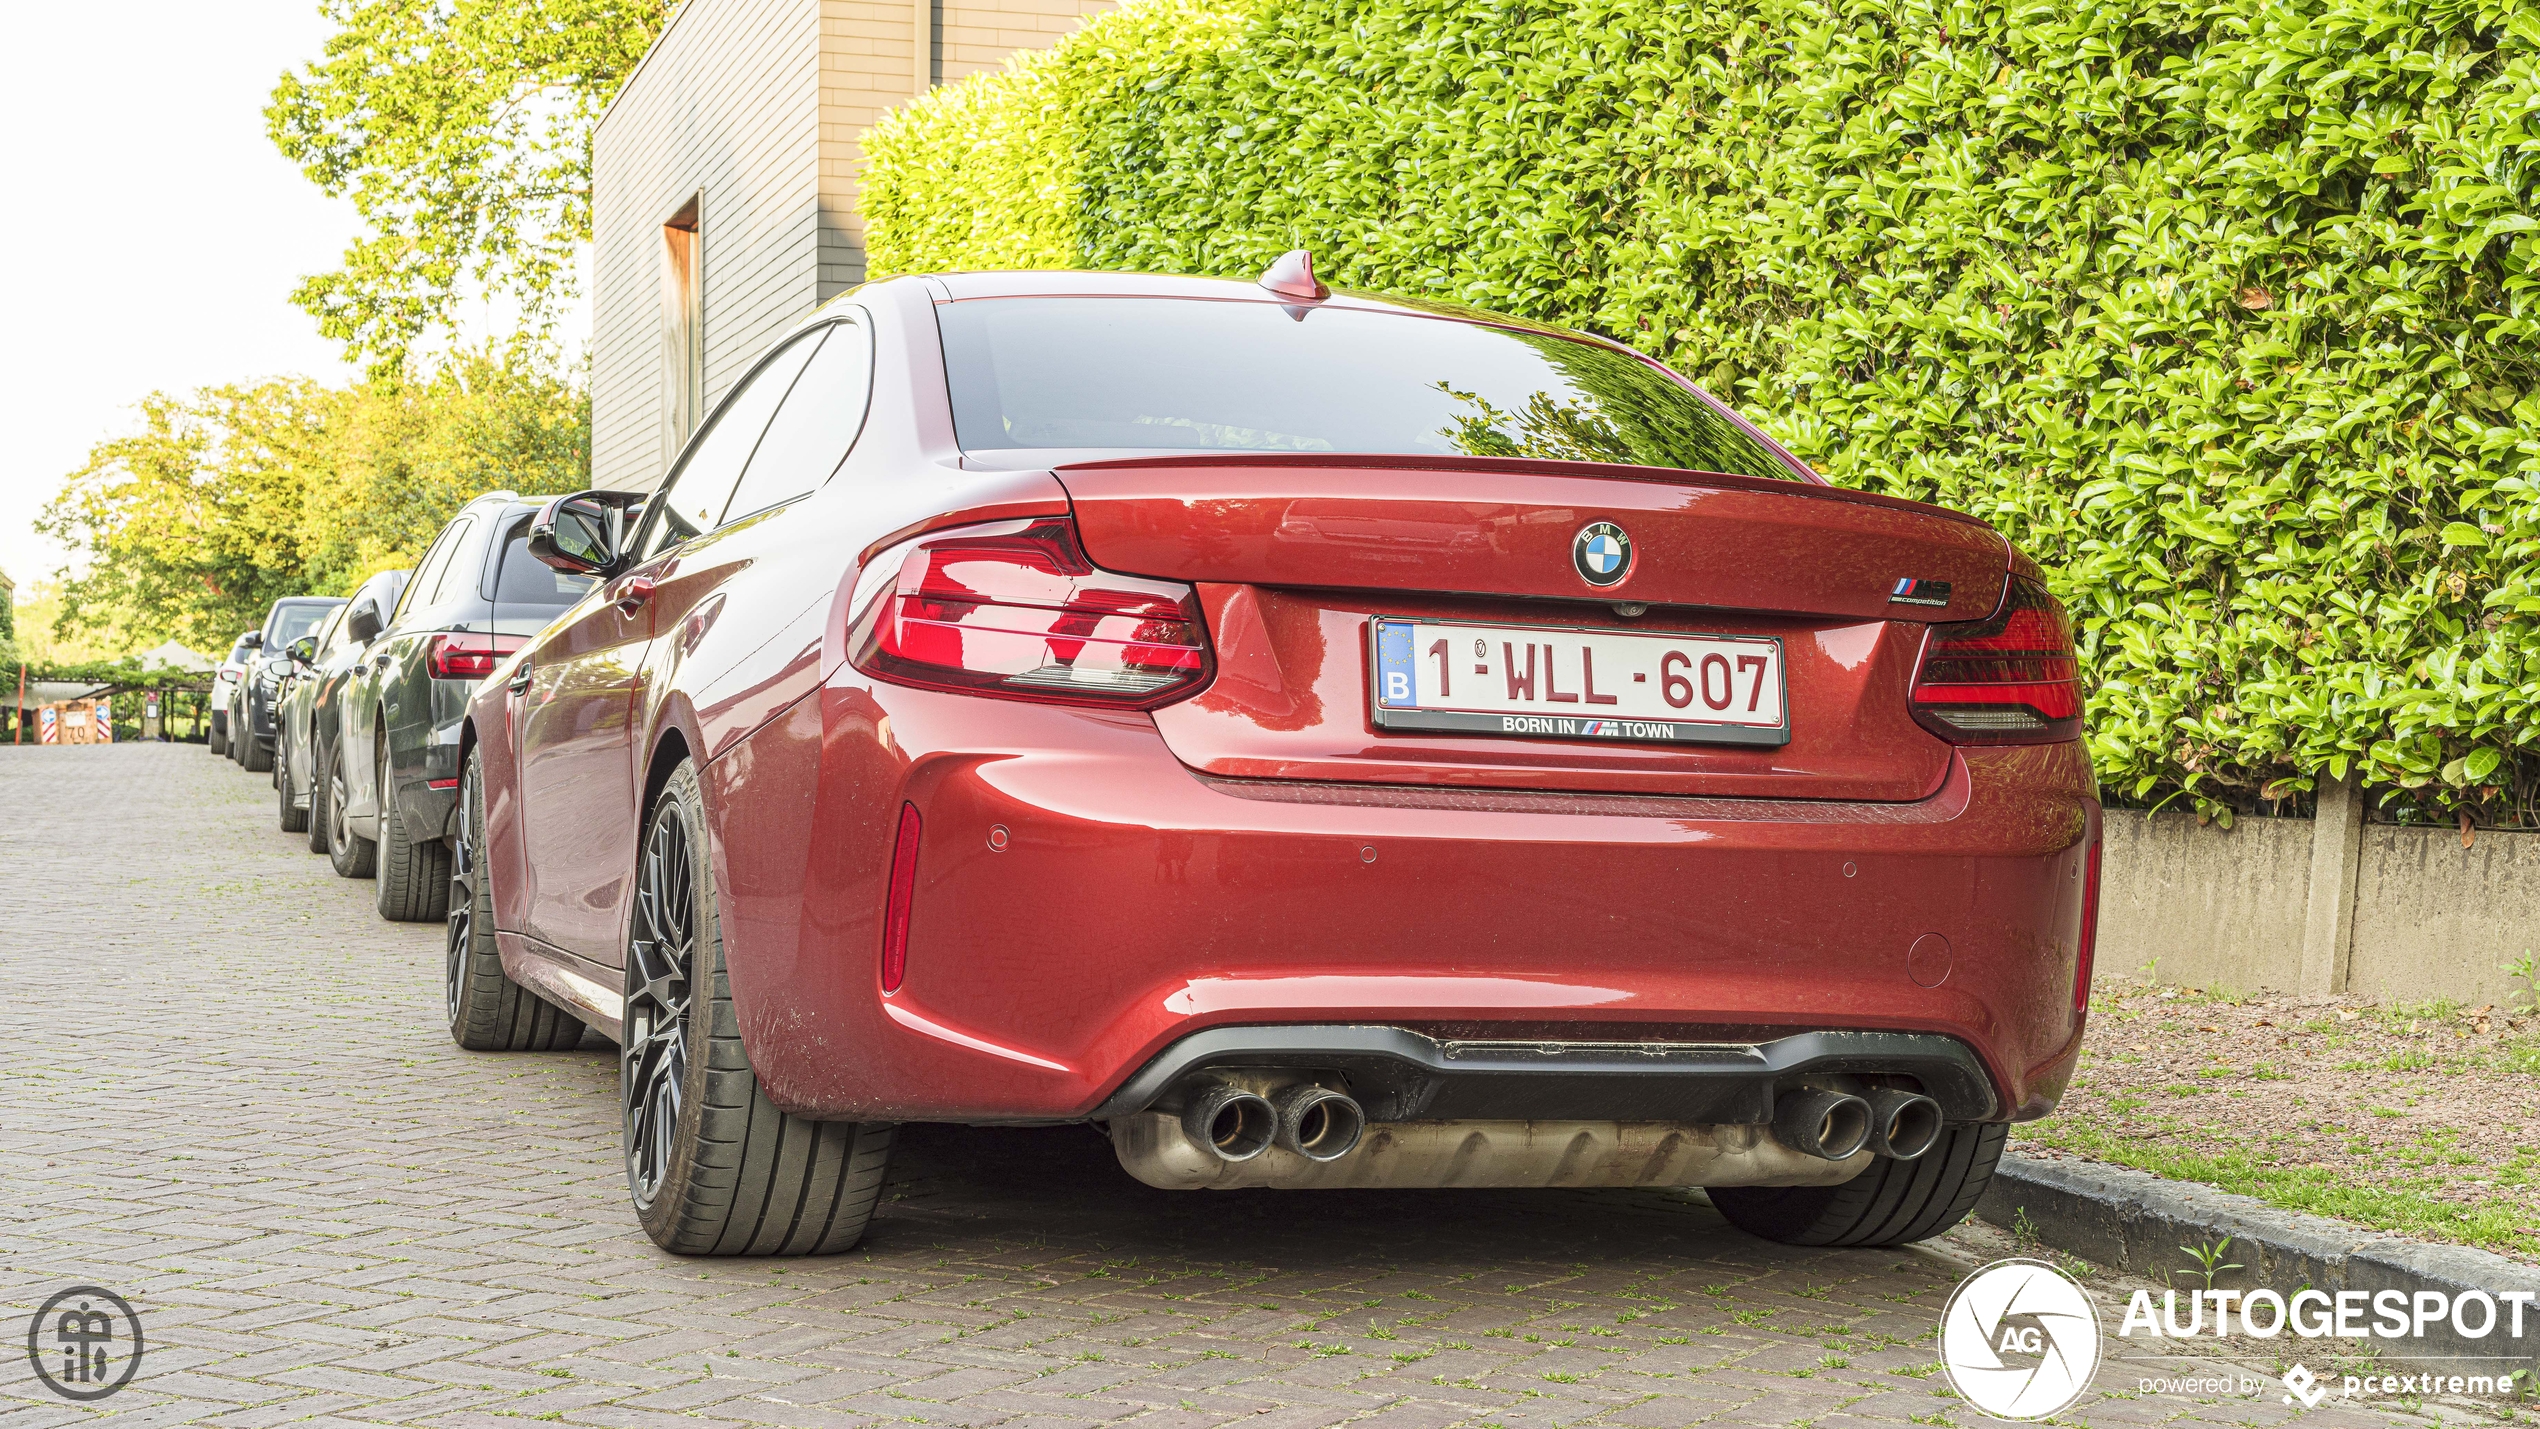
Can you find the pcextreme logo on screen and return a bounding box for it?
[1939,1259,2102,1420]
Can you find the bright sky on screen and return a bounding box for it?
[0,2,362,594]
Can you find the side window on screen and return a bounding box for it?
[639,329,827,560]
[435,513,497,606]
[400,520,469,620]
[722,316,873,525]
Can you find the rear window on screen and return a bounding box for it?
[489,516,599,614]
[937,297,1797,479]
[266,603,335,646]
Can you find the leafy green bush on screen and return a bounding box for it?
[866,0,2540,821]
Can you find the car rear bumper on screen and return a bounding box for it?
[389,677,476,845]
[1088,1023,1997,1122]
[713,683,2098,1128]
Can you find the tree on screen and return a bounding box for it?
[267,0,671,373]
[39,382,336,649]
[299,352,592,594]
[39,354,589,651]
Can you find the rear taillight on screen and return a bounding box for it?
[427,634,527,681]
[2074,836,2102,1013]
[1909,575,2082,743]
[848,518,1211,708]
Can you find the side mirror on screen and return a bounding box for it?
[530,489,645,576]
[242,631,264,650]
[289,636,318,663]
[346,596,383,645]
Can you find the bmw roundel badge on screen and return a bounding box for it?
[1572,521,1632,587]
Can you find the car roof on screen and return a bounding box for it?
[920,269,1592,343]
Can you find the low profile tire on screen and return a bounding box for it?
[623,758,894,1256]
[1708,1122,2008,1248]
[447,749,584,1051]
[375,746,451,922]
[277,740,308,832]
[306,742,332,854]
[325,744,377,879]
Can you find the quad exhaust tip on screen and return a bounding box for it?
[1271,1084,1365,1162]
[1769,1088,1946,1162]
[1182,1085,1278,1162]
[1770,1089,1872,1161]
[1865,1088,1945,1160]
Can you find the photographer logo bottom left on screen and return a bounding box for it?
[26,1285,144,1402]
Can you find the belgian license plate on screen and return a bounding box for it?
[1370,619,1789,747]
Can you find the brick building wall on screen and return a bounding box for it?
[591,0,1114,492]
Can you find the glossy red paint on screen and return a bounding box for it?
[1154,585,1950,801]
[461,270,2101,1141]
[713,674,2098,1123]
[1057,456,2007,625]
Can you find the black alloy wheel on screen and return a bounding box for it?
[444,758,475,1026]
[277,738,308,832]
[445,748,584,1051]
[619,758,893,1255]
[306,738,332,854]
[622,808,696,1212]
[325,744,377,879]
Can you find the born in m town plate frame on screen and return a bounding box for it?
[1368,617,1792,748]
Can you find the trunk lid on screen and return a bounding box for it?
[1054,455,2008,801]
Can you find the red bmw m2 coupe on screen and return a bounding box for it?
[449,256,2100,1256]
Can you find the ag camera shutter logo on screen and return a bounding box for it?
[1939,1259,2101,1420]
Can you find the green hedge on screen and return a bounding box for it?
[865,0,2540,822]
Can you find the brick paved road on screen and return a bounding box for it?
[0,745,2488,1428]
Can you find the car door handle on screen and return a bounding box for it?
[508,660,533,695]
[612,574,659,612]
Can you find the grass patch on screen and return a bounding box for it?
[2017,1121,2536,1253]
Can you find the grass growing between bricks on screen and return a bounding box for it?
[2014,977,2540,1258]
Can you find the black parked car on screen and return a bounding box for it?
[334,491,597,921]
[272,603,344,818]
[276,568,411,852]
[231,597,345,772]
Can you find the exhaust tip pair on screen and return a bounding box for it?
[1182,1083,1366,1164]
[1771,1087,1944,1161]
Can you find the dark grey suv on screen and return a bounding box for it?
[335,491,597,921]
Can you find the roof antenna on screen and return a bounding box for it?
[1257,249,1329,302]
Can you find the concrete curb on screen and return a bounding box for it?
[1976,1152,2540,1377]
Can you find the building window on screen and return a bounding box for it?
[661,195,704,471]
